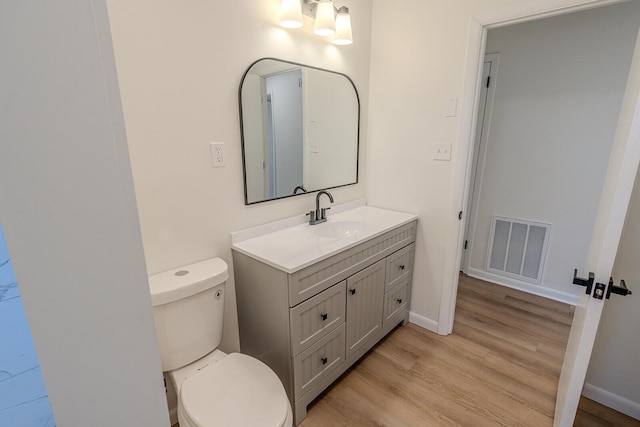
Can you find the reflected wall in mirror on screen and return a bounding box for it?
[239,58,360,204]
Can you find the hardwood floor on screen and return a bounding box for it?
[299,274,640,427]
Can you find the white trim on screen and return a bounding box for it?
[583,382,640,421]
[439,0,629,335]
[467,268,579,306]
[409,311,439,334]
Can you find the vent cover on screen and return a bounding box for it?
[487,216,551,285]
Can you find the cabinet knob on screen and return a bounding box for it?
[399,264,405,270]
[321,357,328,365]
[349,289,356,295]
[397,298,403,304]
[320,313,328,321]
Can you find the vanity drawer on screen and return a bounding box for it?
[293,323,345,398]
[289,221,417,306]
[290,281,346,355]
[383,278,411,329]
[385,243,414,292]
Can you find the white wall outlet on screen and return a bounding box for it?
[433,142,452,161]
[210,142,225,168]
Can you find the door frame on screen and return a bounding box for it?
[438,0,632,335]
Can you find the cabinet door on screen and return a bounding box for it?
[346,259,385,359]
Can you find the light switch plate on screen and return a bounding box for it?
[444,97,458,117]
[433,142,452,161]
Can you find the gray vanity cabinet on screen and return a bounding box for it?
[232,219,417,425]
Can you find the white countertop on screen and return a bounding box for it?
[231,201,418,273]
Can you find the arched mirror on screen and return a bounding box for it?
[239,58,360,205]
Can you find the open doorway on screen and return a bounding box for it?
[460,2,640,304]
[456,1,640,421]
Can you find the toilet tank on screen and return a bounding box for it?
[148,258,229,372]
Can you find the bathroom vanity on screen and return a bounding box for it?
[232,201,417,424]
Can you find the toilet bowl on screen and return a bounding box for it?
[148,258,293,427]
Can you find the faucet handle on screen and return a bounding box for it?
[306,210,316,223]
[320,207,331,220]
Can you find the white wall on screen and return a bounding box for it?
[585,167,640,418]
[367,0,533,330]
[466,3,640,299]
[0,1,170,425]
[106,0,372,354]
[304,68,359,190]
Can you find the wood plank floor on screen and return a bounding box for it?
[298,274,640,427]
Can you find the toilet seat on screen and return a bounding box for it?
[180,353,291,427]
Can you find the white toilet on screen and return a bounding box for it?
[148,257,293,427]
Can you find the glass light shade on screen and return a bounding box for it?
[314,0,336,36]
[280,0,303,29]
[333,6,352,45]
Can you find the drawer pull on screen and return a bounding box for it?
[321,357,328,365]
[399,264,406,270]
[397,298,403,304]
[349,288,356,295]
[320,313,328,321]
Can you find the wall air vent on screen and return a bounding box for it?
[486,216,551,285]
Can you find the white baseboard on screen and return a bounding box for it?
[409,311,439,333]
[466,268,579,306]
[583,382,640,420]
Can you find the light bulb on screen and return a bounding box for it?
[333,6,352,45]
[280,0,303,29]
[314,0,336,36]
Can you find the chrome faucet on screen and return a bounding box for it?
[307,191,334,225]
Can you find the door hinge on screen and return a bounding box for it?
[464,240,468,250]
[486,76,491,88]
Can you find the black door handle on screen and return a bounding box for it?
[320,313,328,321]
[607,279,632,299]
[573,269,594,294]
[350,289,356,295]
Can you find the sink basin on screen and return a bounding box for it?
[232,203,418,273]
[313,221,367,238]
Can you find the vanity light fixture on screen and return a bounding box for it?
[279,0,353,45]
[279,0,303,28]
[333,6,353,45]
[313,0,336,36]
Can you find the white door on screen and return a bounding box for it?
[266,69,304,198]
[554,28,640,426]
[461,53,499,273]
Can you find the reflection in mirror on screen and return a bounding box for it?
[239,58,359,204]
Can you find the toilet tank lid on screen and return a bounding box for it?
[148,258,229,307]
